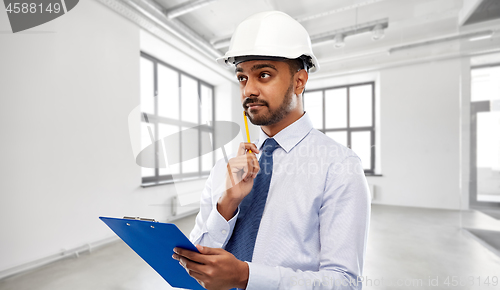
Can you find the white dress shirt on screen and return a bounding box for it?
[189,112,371,290]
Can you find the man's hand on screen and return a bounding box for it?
[172,245,249,290]
[218,142,260,220]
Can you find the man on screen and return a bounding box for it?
[172,11,370,290]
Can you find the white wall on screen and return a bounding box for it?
[310,59,464,210]
[371,59,462,209]
[0,0,235,275]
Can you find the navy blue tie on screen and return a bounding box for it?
[225,138,280,262]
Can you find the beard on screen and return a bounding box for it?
[244,81,295,126]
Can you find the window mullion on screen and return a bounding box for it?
[371,83,375,173]
[198,81,202,177]
[154,60,159,183]
[347,86,351,148]
[178,72,182,176]
[212,88,215,167]
[322,89,325,133]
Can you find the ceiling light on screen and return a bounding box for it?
[166,0,217,19]
[311,18,389,46]
[388,30,493,54]
[333,34,345,48]
[371,24,385,40]
[469,33,493,41]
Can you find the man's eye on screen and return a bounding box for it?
[237,76,247,82]
[261,73,270,78]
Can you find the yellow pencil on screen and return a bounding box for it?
[243,111,252,153]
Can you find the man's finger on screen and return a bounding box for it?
[241,154,256,180]
[237,142,259,156]
[228,156,249,173]
[243,154,254,181]
[191,272,206,285]
[179,256,206,276]
[196,244,224,255]
[249,153,260,178]
[174,248,206,264]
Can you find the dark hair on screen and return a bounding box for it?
[234,55,312,76]
[285,58,304,76]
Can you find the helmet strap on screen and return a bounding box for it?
[230,55,313,73]
[232,55,288,66]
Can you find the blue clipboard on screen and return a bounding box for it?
[100,216,205,290]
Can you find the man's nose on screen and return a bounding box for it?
[243,77,259,98]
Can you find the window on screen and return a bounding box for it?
[304,82,375,174]
[139,52,215,185]
[470,65,500,205]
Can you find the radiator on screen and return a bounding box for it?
[368,184,375,202]
[170,190,202,221]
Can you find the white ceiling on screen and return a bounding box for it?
[137,0,500,78]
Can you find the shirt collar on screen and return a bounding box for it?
[256,111,313,154]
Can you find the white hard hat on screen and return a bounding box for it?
[217,11,320,73]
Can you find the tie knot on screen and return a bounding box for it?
[262,138,280,154]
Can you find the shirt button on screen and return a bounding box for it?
[221,230,227,235]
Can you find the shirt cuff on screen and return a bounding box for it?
[245,262,280,290]
[203,205,239,247]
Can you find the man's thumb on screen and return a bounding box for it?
[196,244,216,254]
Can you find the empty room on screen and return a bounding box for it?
[1,0,500,289]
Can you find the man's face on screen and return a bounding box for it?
[235,60,296,126]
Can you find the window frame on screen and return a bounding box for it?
[304,82,376,174]
[469,64,500,207]
[140,51,215,186]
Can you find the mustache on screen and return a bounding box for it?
[243,98,268,109]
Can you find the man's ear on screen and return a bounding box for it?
[294,69,309,95]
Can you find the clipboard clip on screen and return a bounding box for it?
[123,216,158,222]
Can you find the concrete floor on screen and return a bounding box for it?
[364,205,500,290]
[1,204,500,290]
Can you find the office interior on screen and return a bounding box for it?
[1,0,500,289]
